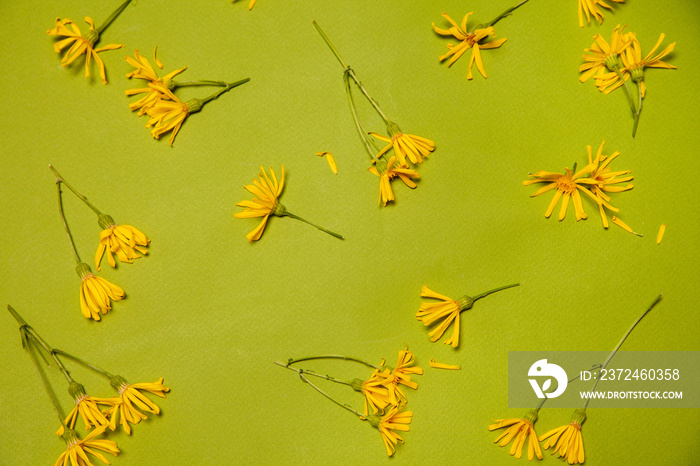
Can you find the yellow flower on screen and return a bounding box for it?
[54,426,119,466]
[578,0,625,28]
[56,383,111,436]
[95,215,150,270]
[46,17,124,84]
[355,370,393,416]
[234,166,285,242]
[368,156,420,206]
[368,406,413,456]
[76,262,125,321]
[316,151,338,174]
[433,12,507,79]
[539,409,586,465]
[105,377,169,435]
[144,84,198,145]
[416,285,462,347]
[579,25,631,84]
[586,141,633,228]
[489,411,543,461]
[369,122,435,166]
[125,49,187,115]
[384,347,423,405]
[523,163,599,221]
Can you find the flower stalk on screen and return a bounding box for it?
[476,0,531,29]
[50,165,103,216]
[272,204,344,240]
[96,0,133,35]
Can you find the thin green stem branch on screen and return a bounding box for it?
[472,283,520,301]
[27,339,68,428]
[615,69,638,117]
[274,361,352,386]
[96,0,133,35]
[53,182,81,264]
[286,355,381,370]
[484,0,530,28]
[632,82,643,137]
[49,165,102,215]
[285,212,344,240]
[344,74,381,163]
[199,78,251,105]
[53,349,114,379]
[584,294,662,409]
[172,80,229,88]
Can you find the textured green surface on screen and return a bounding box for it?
[0,0,698,464]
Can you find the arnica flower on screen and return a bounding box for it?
[352,370,393,416]
[539,409,586,465]
[95,214,150,270]
[55,426,119,466]
[578,0,625,28]
[76,262,125,321]
[106,376,169,435]
[489,410,543,461]
[367,406,413,457]
[235,166,285,242]
[368,156,420,206]
[523,163,599,221]
[596,33,676,97]
[369,122,435,166]
[586,141,633,228]
[384,347,423,406]
[125,49,187,115]
[579,25,631,84]
[56,383,110,436]
[144,84,197,146]
[47,17,124,85]
[433,12,507,80]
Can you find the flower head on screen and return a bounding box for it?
[579,25,631,84]
[433,12,507,80]
[95,215,150,270]
[145,84,200,145]
[489,411,543,461]
[369,122,434,166]
[384,347,423,405]
[76,262,125,321]
[353,370,393,416]
[56,383,111,436]
[105,377,169,435]
[578,0,625,28]
[523,163,599,221]
[55,426,119,466]
[367,406,413,456]
[416,285,462,347]
[586,141,633,228]
[234,166,285,242]
[125,49,187,115]
[539,409,586,464]
[368,156,420,206]
[47,17,124,84]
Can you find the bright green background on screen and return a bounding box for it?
[1,0,698,464]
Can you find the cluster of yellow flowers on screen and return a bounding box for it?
[579,25,676,136]
[524,141,635,230]
[7,306,169,466]
[277,348,422,456]
[50,166,150,321]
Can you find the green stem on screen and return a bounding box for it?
[584,294,662,409]
[96,0,133,35]
[26,338,68,428]
[53,349,114,379]
[172,80,230,88]
[312,21,389,122]
[275,362,364,418]
[274,361,353,386]
[472,283,520,301]
[49,165,103,216]
[286,355,381,370]
[344,73,381,163]
[198,78,251,105]
[614,68,638,118]
[53,181,81,264]
[632,82,643,138]
[483,0,531,28]
[284,211,344,240]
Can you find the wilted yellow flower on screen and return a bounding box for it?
[416,286,461,347]
[523,163,599,221]
[578,0,625,28]
[586,141,633,228]
[579,25,631,83]
[234,166,285,242]
[352,370,393,416]
[47,17,124,84]
[125,49,187,115]
[489,411,543,461]
[56,383,110,436]
[144,84,197,145]
[384,347,423,405]
[369,122,435,165]
[316,151,338,174]
[105,377,169,435]
[539,409,586,464]
[368,156,420,206]
[55,426,119,466]
[95,214,150,270]
[76,262,125,321]
[433,12,507,80]
[368,406,413,456]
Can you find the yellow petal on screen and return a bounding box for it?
[428,359,461,370]
[657,224,666,244]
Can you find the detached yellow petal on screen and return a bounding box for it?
[429,359,461,370]
[612,216,643,236]
[316,151,338,174]
[657,224,666,244]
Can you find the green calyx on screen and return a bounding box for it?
[456,295,476,311]
[83,29,100,47]
[631,66,645,83]
[272,203,287,217]
[109,375,128,392]
[350,378,364,392]
[61,428,80,445]
[386,121,401,139]
[524,409,538,424]
[185,98,203,114]
[604,55,622,72]
[68,382,87,400]
[374,158,388,174]
[75,262,92,279]
[367,414,382,428]
[571,408,587,426]
[97,214,115,230]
